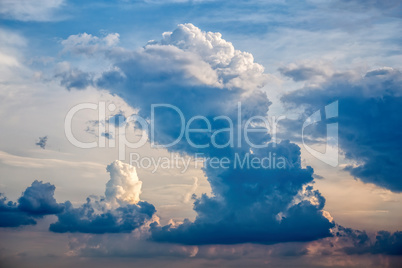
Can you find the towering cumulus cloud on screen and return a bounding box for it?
[49,161,155,233]
[282,66,402,192]
[71,24,335,244]
[105,160,142,206]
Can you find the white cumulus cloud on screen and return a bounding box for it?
[153,23,268,91]
[61,32,120,56]
[105,160,143,207]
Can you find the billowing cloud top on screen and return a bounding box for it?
[62,24,335,244]
[0,180,64,227]
[105,160,143,206]
[50,160,155,234]
[1,0,402,264]
[60,23,269,93]
[151,23,268,91]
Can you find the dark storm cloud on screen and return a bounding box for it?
[337,226,402,255]
[56,23,401,251]
[0,180,64,227]
[49,198,155,234]
[0,193,35,227]
[88,24,335,244]
[18,180,64,215]
[150,143,334,245]
[281,67,402,192]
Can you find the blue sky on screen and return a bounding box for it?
[0,0,402,267]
